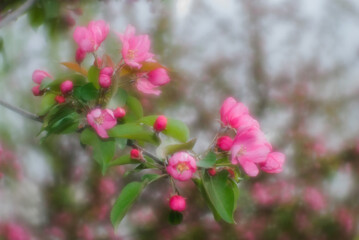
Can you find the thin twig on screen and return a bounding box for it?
[127,140,163,165]
[0,99,42,122]
[0,0,36,29]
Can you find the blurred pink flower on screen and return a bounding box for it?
[73,20,109,52]
[2,222,31,240]
[167,152,197,181]
[75,48,86,64]
[303,187,326,211]
[118,25,154,69]
[260,152,285,174]
[98,178,116,199]
[136,68,170,95]
[337,208,354,234]
[230,127,271,177]
[32,69,53,84]
[77,225,94,240]
[87,108,117,138]
[251,183,276,206]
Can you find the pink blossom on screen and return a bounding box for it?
[216,136,233,151]
[260,152,285,174]
[31,85,42,96]
[118,25,154,69]
[153,115,167,131]
[60,80,73,94]
[77,225,94,240]
[130,149,141,160]
[87,108,117,138]
[251,183,276,206]
[230,127,271,177]
[220,97,259,130]
[303,187,326,211]
[113,107,126,118]
[136,68,170,95]
[3,222,31,240]
[100,67,113,76]
[169,195,186,212]
[99,178,116,199]
[337,208,354,234]
[55,95,66,104]
[73,20,109,52]
[99,74,111,88]
[75,48,86,64]
[32,69,53,84]
[166,152,197,181]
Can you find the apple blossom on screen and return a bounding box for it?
[99,74,111,88]
[87,108,117,139]
[75,48,86,64]
[166,152,197,181]
[260,152,285,174]
[136,68,170,95]
[32,69,53,84]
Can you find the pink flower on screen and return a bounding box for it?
[73,20,109,52]
[87,108,117,138]
[220,97,259,130]
[31,85,42,96]
[251,183,275,206]
[99,74,111,88]
[75,48,86,64]
[216,136,233,151]
[153,115,167,131]
[337,208,354,234]
[304,187,326,211]
[230,127,271,177]
[113,107,126,118]
[260,152,285,174]
[100,67,114,76]
[99,178,116,199]
[60,80,73,94]
[77,225,94,240]
[169,195,186,212]
[136,68,170,95]
[130,149,141,160]
[166,152,197,181]
[32,69,53,84]
[55,95,66,104]
[118,25,154,69]
[3,222,31,240]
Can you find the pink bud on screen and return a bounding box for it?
[32,85,43,96]
[100,67,114,76]
[95,57,102,68]
[169,195,186,212]
[99,74,111,88]
[130,149,141,159]
[55,95,66,104]
[216,136,233,151]
[60,80,73,94]
[153,115,167,132]
[75,48,86,64]
[208,168,216,176]
[32,69,52,84]
[113,107,126,118]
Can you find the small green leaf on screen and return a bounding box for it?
[111,181,145,228]
[39,92,56,115]
[108,123,159,145]
[80,128,97,145]
[73,83,98,102]
[202,170,238,224]
[108,154,139,167]
[28,4,45,29]
[116,88,128,107]
[88,66,100,89]
[139,115,190,142]
[168,211,183,225]
[41,0,60,19]
[164,138,196,156]
[197,151,217,168]
[39,78,53,90]
[124,96,143,121]
[141,174,163,183]
[116,138,128,149]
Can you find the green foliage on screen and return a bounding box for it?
[73,83,98,102]
[88,66,100,89]
[108,123,160,145]
[164,138,196,156]
[168,210,183,225]
[139,115,190,142]
[201,170,239,223]
[108,154,139,167]
[39,92,56,115]
[197,151,217,168]
[124,96,143,122]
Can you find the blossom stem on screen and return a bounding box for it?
[126,140,163,166]
[0,99,42,122]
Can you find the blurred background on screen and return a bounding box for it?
[0,0,359,239]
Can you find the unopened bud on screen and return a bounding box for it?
[113,107,126,118]
[169,195,186,212]
[60,80,73,94]
[153,115,167,132]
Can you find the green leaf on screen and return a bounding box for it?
[39,92,56,115]
[45,112,80,134]
[124,96,143,122]
[88,66,100,89]
[116,88,128,107]
[28,4,45,29]
[108,123,159,145]
[197,151,217,168]
[111,181,145,228]
[164,138,196,156]
[141,174,163,183]
[168,210,183,225]
[116,138,128,150]
[39,78,53,90]
[80,128,97,145]
[139,115,190,142]
[108,154,139,167]
[73,83,98,102]
[41,0,60,19]
[202,170,238,224]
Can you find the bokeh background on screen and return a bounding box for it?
[1,0,359,239]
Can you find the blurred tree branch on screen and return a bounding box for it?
[0,0,36,28]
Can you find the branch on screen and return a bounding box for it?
[0,0,36,29]
[0,99,42,122]
[127,141,163,166]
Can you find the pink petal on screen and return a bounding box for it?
[136,78,161,95]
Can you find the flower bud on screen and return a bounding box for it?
[75,48,86,64]
[153,115,167,132]
[32,85,43,96]
[100,67,114,76]
[216,136,233,151]
[99,74,111,88]
[60,80,74,94]
[94,57,102,68]
[130,149,141,160]
[113,107,126,118]
[55,95,66,104]
[169,195,186,212]
[32,70,52,84]
[208,168,216,176]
